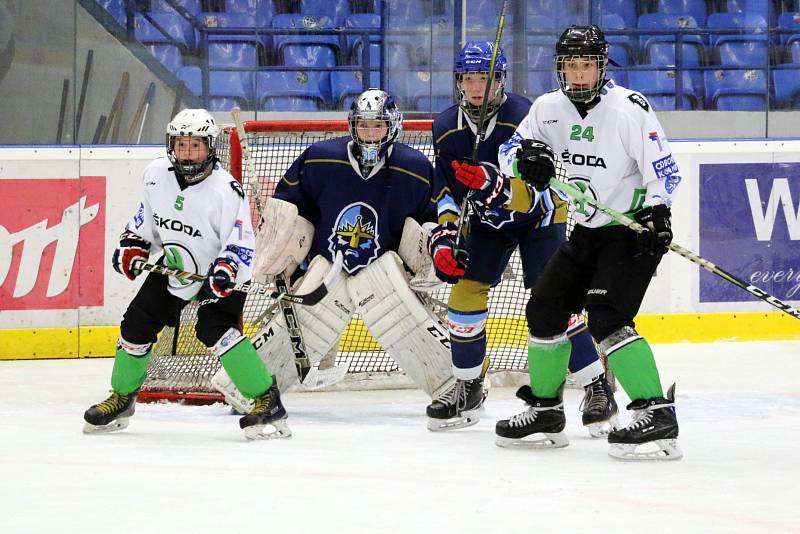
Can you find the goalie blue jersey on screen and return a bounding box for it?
[434,92,565,230]
[274,136,440,274]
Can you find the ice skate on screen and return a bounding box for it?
[239,380,291,440]
[426,376,487,431]
[580,373,620,438]
[495,385,568,449]
[83,390,138,434]
[608,383,682,461]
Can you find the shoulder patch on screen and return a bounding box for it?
[627,93,650,112]
[229,180,245,199]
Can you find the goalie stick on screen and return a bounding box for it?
[230,107,348,386]
[132,257,341,306]
[548,179,800,321]
[453,0,510,258]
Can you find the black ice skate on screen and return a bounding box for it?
[83,390,138,434]
[426,376,487,431]
[608,383,682,461]
[495,385,568,449]
[580,374,620,438]
[239,379,291,440]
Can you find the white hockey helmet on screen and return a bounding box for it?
[166,108,220,184]
[347,89,402,168]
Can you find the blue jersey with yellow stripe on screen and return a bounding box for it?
[433,92,567,231]
[274,136,441,274]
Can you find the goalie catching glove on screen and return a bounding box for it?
[203,256,239,298]
[451,160,510,209]
[516,139,556,192]
[633,204,672,256]
[428,222,468,284]
[112,231,150,281]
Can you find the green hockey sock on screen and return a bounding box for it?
[219,339,273,399]
[110,348,151,395]
[528,339,571,398]
[607,338,663,400]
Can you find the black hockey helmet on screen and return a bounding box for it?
[554,25,615,103]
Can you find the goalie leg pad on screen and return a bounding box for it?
[348,251,455,398]
[253,197,314,280]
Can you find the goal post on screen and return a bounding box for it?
[139,119,531,403]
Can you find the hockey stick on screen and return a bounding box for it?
[452,0,510,258]
[230,107,348,386]
[135,82,156,144]
[56,79,69,143]
[75,49,93,140]
[548,179,800,321]
[132,257,341,306]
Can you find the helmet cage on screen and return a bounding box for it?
[348,90,402,168]
[555,53,608,103]
[166,135,217,184]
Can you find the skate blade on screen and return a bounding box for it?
[427,409,480,432]
[243,419,292,440]
[495,432,569,449]
[585,415,621,438]
[82,417,130,434]
[608,439,683,461]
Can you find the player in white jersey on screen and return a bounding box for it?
[493,26,682,460]
[83,109,289,440]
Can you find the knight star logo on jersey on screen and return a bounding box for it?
[328,202,380,274]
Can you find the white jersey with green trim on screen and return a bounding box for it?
[499,79,682,228]
[124,157,255,300]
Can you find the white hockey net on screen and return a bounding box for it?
[140,119,532,402]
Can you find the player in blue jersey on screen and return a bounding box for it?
[213,90,458,417]
[425,41,618,435]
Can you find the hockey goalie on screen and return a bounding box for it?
[212,89,459,427]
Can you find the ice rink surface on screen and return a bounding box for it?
[1,340,799,534]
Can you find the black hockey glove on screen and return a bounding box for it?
[633,204,672,255]
[428,222,469,284]
[202,256,239,298]
[516,139,556,192]
[112,231,151,281]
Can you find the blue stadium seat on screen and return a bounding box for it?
[465,0,501,28]
[707,12,768,47]
[388,0,428,27]
[609,43,632,66]
[98,0,128,25]
[637,14,705,58]
[704,68,767,110]
[528,43,552,69]
[405,71,452,113]
[224,0,275,27]
[645,41,703,66]
[717,40,769,66]
[655,0,708,27]
[526,70,559,100]
[151,0,202,16]
[591,0,638,29]
[772,67,800,108]
[255,71,328,111]
[134,12,196,49]
[599,13,634,56]
[777,12,800,46]
[145,43,184,72]
[301,0,351,27]
[209,70,254,110]
[271,14,340,57]
[345,14,381,64]
[628,69,698,110]
[330,70,380,109]
[282,45,337,68]
[527,15,558,46]
[208,41,259,68]
[786,40,800,63]
[177,65,202,95]
[721,0,775,27]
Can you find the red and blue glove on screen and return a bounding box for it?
[203,257,239,298]
[111,231,151,281]
[451,160,510,209]
[428,222,469,284]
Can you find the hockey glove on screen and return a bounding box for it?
[111,231,151,281]
[516,139,556,192]
[451,160,510,209]
[428,222,469,284]
[203,257,239,298]
[633,204,672,255]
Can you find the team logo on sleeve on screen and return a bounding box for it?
[133,202,145,229]
[652,154,679,179]
[328,202,380,273]
[648,131,662,151]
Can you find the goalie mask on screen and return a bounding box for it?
[166,108,220,184]
[348,89,402,169]
[454,41,507,123]
[555,25,611,104]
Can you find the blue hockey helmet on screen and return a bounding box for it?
[348,89,403,169]
[454,41,507,122]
